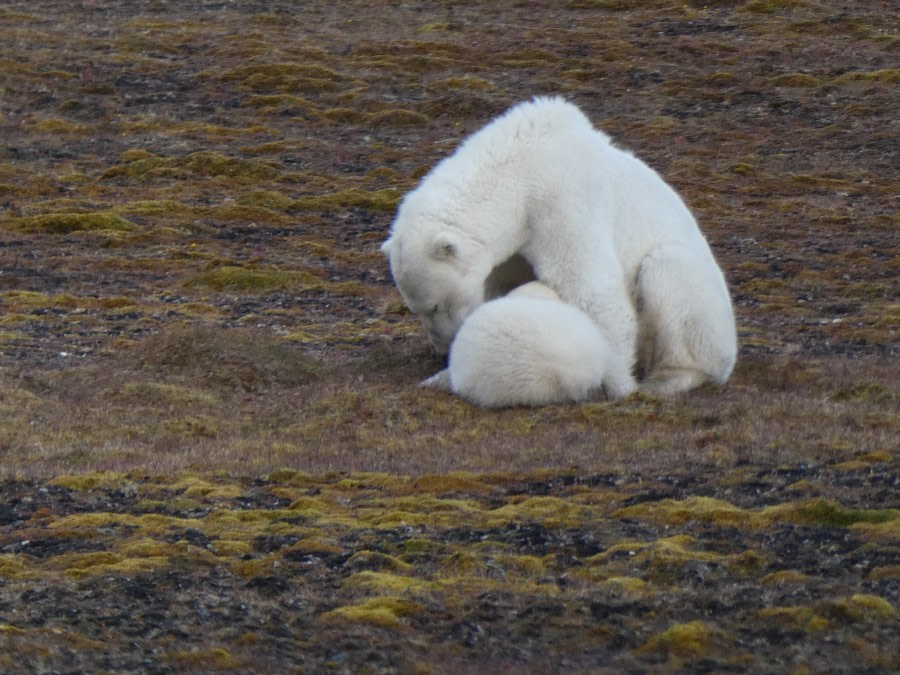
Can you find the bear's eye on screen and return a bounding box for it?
[428,304,439,317]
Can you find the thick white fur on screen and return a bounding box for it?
[422,282,633,407]
[382,96,736,395]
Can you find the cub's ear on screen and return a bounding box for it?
[380,238,393,256]
[431,233,459,260]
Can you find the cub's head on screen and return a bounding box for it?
[381,225,491,355]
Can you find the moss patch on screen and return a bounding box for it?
[4,212,137,234]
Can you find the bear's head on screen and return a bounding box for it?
[381,228,492,355]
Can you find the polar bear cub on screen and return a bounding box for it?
[421,282,633,407]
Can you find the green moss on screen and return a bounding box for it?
[345,571,435,596]
[419,21,451,31]
[168,476,242,499]
[399,538,445,557]
[237,189,294,211]
[205,203,292,225]
[850,519,900,542]
[762,569,811,586]
[345,551,414,574]
[48,472,131,491]
[760,606,830,631]
[641,535,724,568]
[119,148,156,162]
[117,199,193,217]
[590,535,725,583]
[169,121,268,138]
[639,620,718,658]
[103,151,279,184]
[164,415,220,439]
[770,73,821,87]
[495,554,546,578]
[222,62,346,89]
[285,538,345,555]
[52,551,123,570]
[4,212,137,234]
[33,118,90,134]
[291,188,401,212]
[830,384,896,406]
[243,94,314,110]
[486,496,585,527]
[267,468,317,485]
[835,69,900,85]
[133,498,205,514]
[0,554,36,580]
[286,496,329,514]
[740,0,809,13]
[616,496,753,527]
[829,594,896,621]
[436,76,495,92]
[0,290,51,309]
[209,540,253,557]
[118,538,177,558]
[600,576,653,597]
[321,596,421,628]
[49,512,163,532]
[867,566,900,581]
[185,265,319,293]
[363,509,438,528]
[318,107,365,124]
[119,382,220,407]
[184,151,280,181]
[366,108,430,128]
[764,498,899,528]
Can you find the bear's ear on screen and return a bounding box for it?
[380,238,393,256]
[431,233,459,261]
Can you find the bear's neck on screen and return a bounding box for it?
[473,191,530,265]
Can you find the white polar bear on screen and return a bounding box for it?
[422,281,633,407]
[382,96,737,396]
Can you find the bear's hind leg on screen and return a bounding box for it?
[639,366,712,397]
[635,244,737,396]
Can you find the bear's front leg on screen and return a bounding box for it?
[420,369,452,390]
[580,290,639,397]
[546,263,639,397]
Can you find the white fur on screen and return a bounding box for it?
[383,96,736,395]
[422,282,633,407]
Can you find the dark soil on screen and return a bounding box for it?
[1,464,897,673]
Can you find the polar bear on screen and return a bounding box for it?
[422,281,633,407]
[381,96,736,396]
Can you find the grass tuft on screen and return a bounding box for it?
[320,596,421,628]
[4,212,137,234]
[131,324,324,391]
[185,265,320,293]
